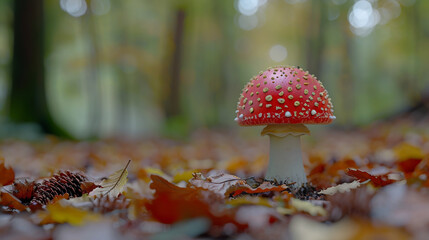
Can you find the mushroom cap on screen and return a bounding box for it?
[235,66,335,126]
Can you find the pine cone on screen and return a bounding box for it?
[30,171,89,206]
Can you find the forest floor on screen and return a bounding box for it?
[1,114,429,240]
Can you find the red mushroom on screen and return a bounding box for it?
[235,66,335,185]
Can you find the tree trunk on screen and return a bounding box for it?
[9,0,71,137]
[84,11,102,138]
[305,0,326,77]
[163,9,186,119]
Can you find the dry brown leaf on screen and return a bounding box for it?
[146,175,248,230]
[0,191,27,211]
[346,168,396,187]
[0,158,15,186]
[189,172,246,197]
[227,181,288,197]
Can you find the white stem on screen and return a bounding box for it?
[265,134,307,185]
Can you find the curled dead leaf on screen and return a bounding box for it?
[0,158,15,186]
[227,182,288,197]
[0,191,27,211]
[346,168,396,187]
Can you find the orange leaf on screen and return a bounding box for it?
[228,182,288,197]
[146,175,247,230]
[398,158,422,174]
[0,191,27,211]
[309,163,325,176]
[346,168,395,187]
[327,159,358,176]
[0,159,15,186]
[12,180,37,205]
[80,181,100,194]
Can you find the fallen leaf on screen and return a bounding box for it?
[11,180,37,205]
[398,158,422,176]
[40,200,100,226]
[226,196,272,207]
[228,182,288,197]
[91,160,130,197]
[172,170,198,183]
[327,159,358,176]
[80,182,99,194]
[393,143,424,161]
[0,191,27,211]
[346,168,396,187]
[137,167,169,182]
[0,158,15,186]
[224,157,249,173]
[189,172,246,197]
[146,175,247,230]
[309,163,325,176]
[290,198,327,217]
[189,172,287,198]
[319,181,362,195]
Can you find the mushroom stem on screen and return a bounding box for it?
[261,124,309,185]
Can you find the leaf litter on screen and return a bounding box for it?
[0,117,429,239]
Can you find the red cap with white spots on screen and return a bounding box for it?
[235,66,335,126]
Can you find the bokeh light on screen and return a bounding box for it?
[60,0,87,17]
[348,0,380,36]
[269,45,288,62]
[237,0,259,16]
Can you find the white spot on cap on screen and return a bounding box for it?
[330,116,336,120]
[285,111,292,117]
[234,117,238,121]
[311,110,317,115]
[235,110,239,113]
[258,113,262,117]
[239,114,244,119]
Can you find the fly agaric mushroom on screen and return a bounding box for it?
[235,66,335,185]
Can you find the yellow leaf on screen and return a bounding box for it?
[276,207,294,215]
[137,167,168,182]
[393,143,424,161]
[226,196,272,207]
[224,157,248,173]
[42,201,99,226]
[290,198,327,217]
[172,170,198,183]
[91,160,130,197]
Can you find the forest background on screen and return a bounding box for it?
[0,0,427,139]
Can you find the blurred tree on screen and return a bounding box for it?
[162,7,186,119]
[84,7,102,138]
[305,0,326,78]
[9,0,71,137]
